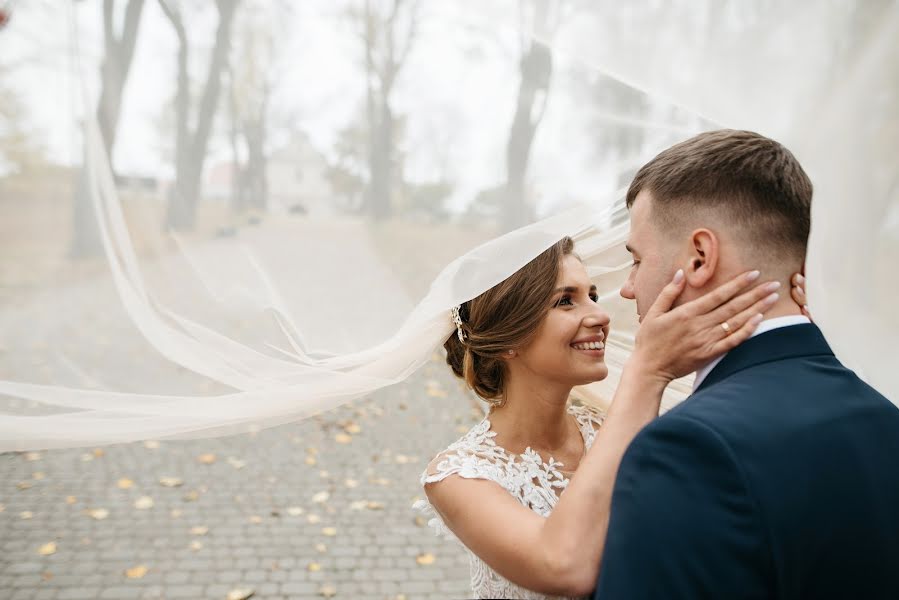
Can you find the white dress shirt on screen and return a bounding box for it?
[692,315,812,392]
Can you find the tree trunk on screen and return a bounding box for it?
[502,40,552,230]
[71,0,146,257]
[163,0,239,231]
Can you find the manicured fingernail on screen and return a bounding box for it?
[804,304,810,312]
[765,292,780,304]
[746,270,761,281]
[751,313,764,325]
[765,281,781,292]
[796,274,805,284]
[673,269,684,283]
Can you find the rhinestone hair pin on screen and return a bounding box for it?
[451,305,466,343]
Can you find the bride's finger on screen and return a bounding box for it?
[708,294,777,354]
[642,269,686,320]
[676,269,761,318]
[704,280,781,326]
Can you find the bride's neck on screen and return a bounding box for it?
[487,374,573,453]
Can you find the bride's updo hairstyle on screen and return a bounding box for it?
[444,236,576,404]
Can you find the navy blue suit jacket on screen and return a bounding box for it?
[594,324,899,599]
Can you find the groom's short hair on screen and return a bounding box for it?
[626,130,813,260]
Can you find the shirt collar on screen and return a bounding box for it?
[692,315,812,392]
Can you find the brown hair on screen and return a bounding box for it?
[626,129,813,261]
[444,236,576,403]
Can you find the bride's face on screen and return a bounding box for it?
[515,255,611,385]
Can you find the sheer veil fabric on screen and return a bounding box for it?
[0,1,896,450]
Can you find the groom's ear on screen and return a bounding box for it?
[683,228,719,288]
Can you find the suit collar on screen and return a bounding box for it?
[695,323,835,393]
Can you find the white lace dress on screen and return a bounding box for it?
[414,403,605,600]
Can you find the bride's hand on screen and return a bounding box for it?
[630,269,781,384]
[790,273,812,321]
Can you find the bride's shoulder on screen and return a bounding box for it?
[420,415,504,485]
[568,401,607,428]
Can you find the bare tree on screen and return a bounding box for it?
[159,0,239,231]
[348,0,421,219]
[71,0,146,257]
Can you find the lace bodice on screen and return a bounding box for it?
[413,403,605,600]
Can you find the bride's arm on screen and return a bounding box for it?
[425,269,782,596]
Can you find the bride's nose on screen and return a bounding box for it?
[583,305,611,329]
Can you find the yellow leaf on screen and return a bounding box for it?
[20,511,33,519]
[159,477,183,488]
[170,509,182,518]
[17,481,33,490]
[319,584,337,598]
[315,543,327,553]
[65,496,77,505]
[41,571,53,581]
[344,478,359,488]
[311,491,329,504]
[25,452,42,461]
[307,562,321,572]
[226,589,255,600]
[304,456,317,466]
[80,454,94,462]
[134,496,154,510]
[116,478,134,489]
[189,541,203,551]
[88,508,109,520]
[307,447,319,455]
[321,527,337,537]
[414,516,427,527]
[334,433,352,444]
[92,448,105,458]
[32,471,46,480]
[416,553,436,566]
[227,457,246,469]
[0,503,5,512]
[286,506,304,516]
[344,423,362,434]
[143,440,160,449]
[197,453,216,465]
[183,490,200,502]
[307,514,321,524]
[249,515,263,524]
[38,542,56,556]
[366,501,384,510]
[394,455,410,464]
[189,526,209,536]
[125,565,148,579]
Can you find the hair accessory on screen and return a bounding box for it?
[451,305,466,343]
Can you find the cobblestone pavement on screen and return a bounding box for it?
[0,219,482,600]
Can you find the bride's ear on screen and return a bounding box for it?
[684,228,719,288]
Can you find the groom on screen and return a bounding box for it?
[594,130,899,599]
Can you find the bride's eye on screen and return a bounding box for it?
[590,294,599,303]
[555,295,573,307]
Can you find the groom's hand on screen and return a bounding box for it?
[632,269,781,384]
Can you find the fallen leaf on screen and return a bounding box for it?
[416,553,436,566]
[349,500,367,511]
[227,457,246,469]
[226,589,255,600]
[307,447,318,455]
[125,565,148,579]
[189,541,203,551]
[80,454,94,462]
[92,448,105,458]
[319,584,337,598]
[65,496,77,505]
[159,477,183,488]
[88,508,109,520]
[455,425,469,434]
[307,562,321,572]
[366,501,384,510]
[197,453,216,465]
[249,515,263,524]
[170,509,182,518]
[134,496,154,510]
[394,455,410,464]
[396,595,407,600]
[334,433,352,444]
[183,490,200,502]
[116,478,134,489]
[343,479,359,489]
[321,527,337,537]
[32,471,46,480]
[41,571,53,581]
[20,511,33,519]
[344,422,362,434]
[0,503,4,512]
[286,506,304,516]
[38,542,56,556]
[319,470,330,479]
[190,526,209,536]
[143,440,160,449]
[315,543,327,553]
[25,452,42,461]
[307,514,321,524]
[311,491,329,504]
[17,481,33,490]
[304,456,317,466]
[414,516,427,527]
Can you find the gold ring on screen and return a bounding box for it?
[720,322,732,335]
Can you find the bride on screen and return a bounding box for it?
[416,235,805,599]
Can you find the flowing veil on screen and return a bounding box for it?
[0,0,896,451]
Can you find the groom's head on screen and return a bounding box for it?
[621,129,812,320]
